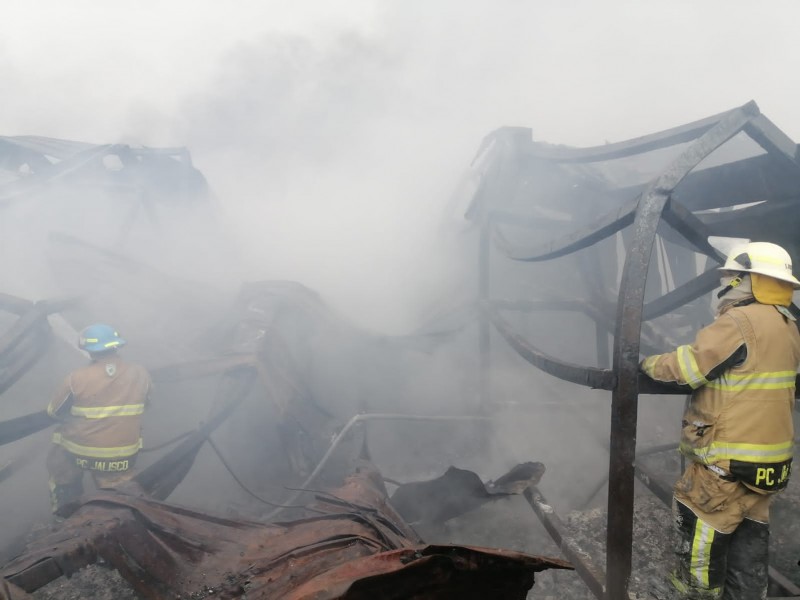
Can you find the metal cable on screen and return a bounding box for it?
[206,435,323,513]
[264,413,492,521]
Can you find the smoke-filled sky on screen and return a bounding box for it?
[3,0,799,330]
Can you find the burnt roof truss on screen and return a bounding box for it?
[473,100,800,598]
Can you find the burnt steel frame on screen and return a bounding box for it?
[0,295,77,396]
[476,101,800,599]
[0,137,199,207]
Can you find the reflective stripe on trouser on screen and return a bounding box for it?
[672,502,770,600]
[672,500,730,598]
[46,445,84,515]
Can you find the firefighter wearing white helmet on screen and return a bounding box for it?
[640,241,800,600]
[45,324,152,517]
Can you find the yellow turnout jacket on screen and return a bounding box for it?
[641,301,800,493]
[48,357,152,462]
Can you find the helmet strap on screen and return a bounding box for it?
[717,275,744,299]
[88,348,118,361]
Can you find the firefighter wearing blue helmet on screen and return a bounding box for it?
[46,324,152,516]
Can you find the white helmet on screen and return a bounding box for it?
[720,241,800,289]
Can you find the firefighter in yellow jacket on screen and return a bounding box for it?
[640,241,800,599]
[46,324,152,516]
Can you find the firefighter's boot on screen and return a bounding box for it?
[49,479,83,518]
[721,518,769,600]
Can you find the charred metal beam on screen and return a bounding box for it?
[641,268,720,321]
[0,411,52,447]
[523,486,605,599]
[661,197,725,261]
[0,308,48,359]
[489,298,677,357]
[523,107,731,163]
[698,196,798,231]
[576,246,613,368]
[613,153,800,213]
[0,145,115,205]
[0,297,76,356]
[607,101,759,600]
[493,197,637,262]
[0,320,50,396]
[487,306,616,390]
[744,114,800,169]
[696,198,800,265]
[0,339,47,396]
[767,570,800,598]
[0,297,79,395]
[465,128,530,222]
[479,220,492,408]
[632,461,673,506]
[0,294,33,316]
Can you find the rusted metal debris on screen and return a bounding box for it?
[1,296,573,599]
[2,461,570,599]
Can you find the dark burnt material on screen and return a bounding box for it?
[471,100,800,598]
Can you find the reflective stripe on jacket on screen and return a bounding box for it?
[641,302,800,493]
[48,358,151,460]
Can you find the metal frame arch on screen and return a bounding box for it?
[605,101,760,599]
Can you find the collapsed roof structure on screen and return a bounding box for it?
[0,135,207,207]
[1,101,800,599]
[463,100,800,597]
[0,136,570,599]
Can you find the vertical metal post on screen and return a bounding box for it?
[595,322,609,368]
[606,192,668,599]
[605,102,757,599]
[478,217,492,411]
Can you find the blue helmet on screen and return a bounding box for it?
[78,324,126,353]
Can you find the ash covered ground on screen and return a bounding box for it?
[435,451,800,599]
